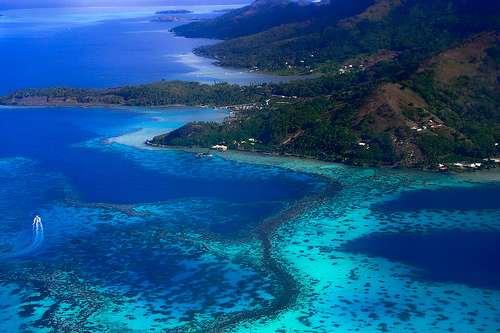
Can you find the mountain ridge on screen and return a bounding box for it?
[159,0,500,169]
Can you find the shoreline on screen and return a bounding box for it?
[145,140,500,174]
[1,101,494,174]
[0,100,197,108]
[4,108,500,332]
[173,52,318,85]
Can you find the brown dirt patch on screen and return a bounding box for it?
[355,83,428,135]
[338,0,403,30]
[418,30,500,83]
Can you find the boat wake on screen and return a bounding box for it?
[1,215,44,259]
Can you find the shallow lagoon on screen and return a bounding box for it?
[220,152,500,333]
[0,106,325,332]
[1,4,500,332]
[1,107,500,332]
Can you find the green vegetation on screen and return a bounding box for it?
[155,10,193,14]
[150,69,402,165]
[155,0,500,169]
[180,0,500,74]
[0,81,268,107]
[2,0,500,170]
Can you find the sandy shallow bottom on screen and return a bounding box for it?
[2,117,499,332]
[214,151,500,333]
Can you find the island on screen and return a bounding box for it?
[155,10,193,14]
[1,0,499,172]
[151,16,204,22]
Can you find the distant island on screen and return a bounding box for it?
[151,16,204,22]
[151,9,203,22]
[155,10,193,14]
[1,0,500,171]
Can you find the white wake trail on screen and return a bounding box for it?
[1,216,44,259]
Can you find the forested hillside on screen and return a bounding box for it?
[183,0,500,74]
[155,0,500,169]
[171,0,373,41]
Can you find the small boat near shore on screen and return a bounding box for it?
[196,151,213,157]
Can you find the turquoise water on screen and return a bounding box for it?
[209,152,500,333]
[1,3,500,333]
[1,107,500,333]
[0,107,500,332]
[0,106,324,332]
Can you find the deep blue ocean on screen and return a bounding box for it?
[1,3,500,333]
[0,5,306,96]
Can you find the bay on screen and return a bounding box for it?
[0,5,308,96]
